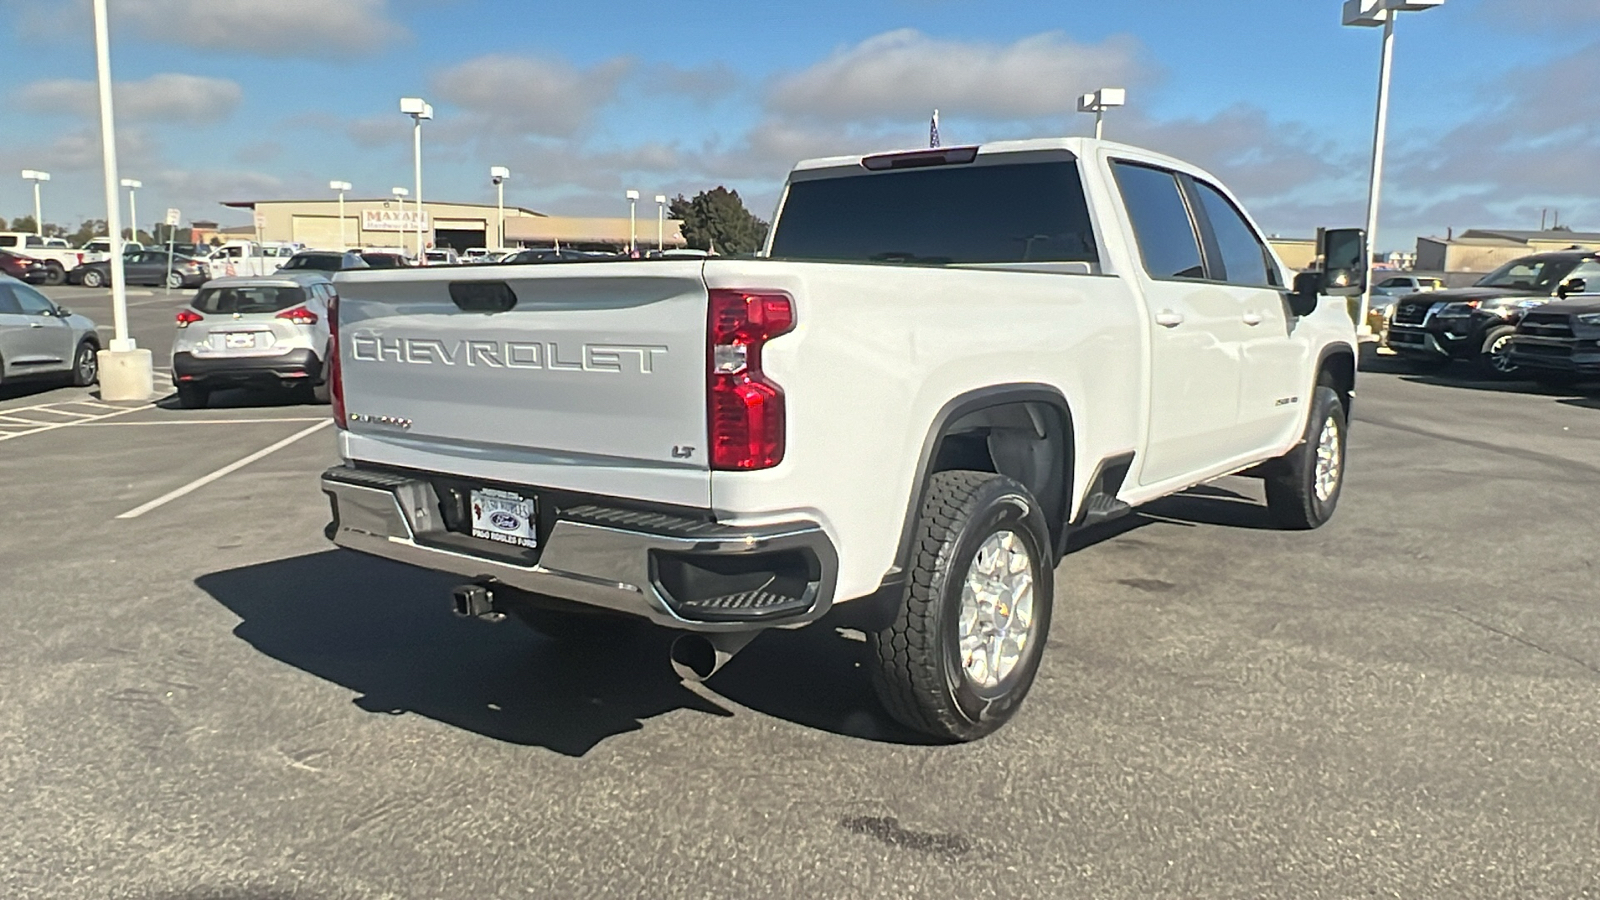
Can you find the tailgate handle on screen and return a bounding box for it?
[448,281,518,313]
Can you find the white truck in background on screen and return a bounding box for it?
[204,240,304,279]
[319,137,1365,742]
[0,233,83,285]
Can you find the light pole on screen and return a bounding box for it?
[391,186,409,256]
[625,189,639,254]
[330,180,351,249]
[120,178,141,244]
[654,194,667,252]
[399,97,432,264]
[91,0,150,398]
[490,166,510,250]
[1345,0,1446,335]
[21,170,50,235]
[1076,88,1125,140]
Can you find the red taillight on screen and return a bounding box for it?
[175,309,203,327]
[276,305,318,325]
[707,288,794,470]
[328,293,345,429]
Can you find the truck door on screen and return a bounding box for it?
[1188,178,1308,453]
[1110,160,1251,486]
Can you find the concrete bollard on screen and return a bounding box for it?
[97,348,155,402]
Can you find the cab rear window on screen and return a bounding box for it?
[193,285,306,314]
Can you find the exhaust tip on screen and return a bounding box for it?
[669,634,720,682]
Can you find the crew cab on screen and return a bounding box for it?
[1386,250,1600,376]
[318,138,1362,741]
[0,233,83,285]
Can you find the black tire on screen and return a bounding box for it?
[176,384,209,409]
[1264,384,1347,530]
[71,341,99,387]
[1477,325,1519,378]
[869,470,1054,742]
[44,263,65,286]
[79,268,104,288]
[311,344,332,403]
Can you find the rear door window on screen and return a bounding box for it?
[13,285,56,315]
[1110,162,1205,280]
[194,285,307,314]
[769,159,1099,265]
[0,286,22,315]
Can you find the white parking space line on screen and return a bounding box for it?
[81,417,327,426]
[0,402,153,442]
[116,419,333,520]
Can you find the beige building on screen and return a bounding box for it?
[1416,229,1600,275]
[1267,237,1318,272]
[221,198,686,254]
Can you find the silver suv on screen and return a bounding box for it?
[170,273,334,409]
[0,275,101,388]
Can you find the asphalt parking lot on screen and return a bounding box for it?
[3,286,1599,899]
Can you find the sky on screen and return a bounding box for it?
[0,0,1597,253]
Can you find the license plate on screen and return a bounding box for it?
[224,333,255,349]
[469,488,537,549]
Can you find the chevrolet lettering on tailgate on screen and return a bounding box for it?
[348,335,668,373]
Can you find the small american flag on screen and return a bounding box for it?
[929,109,940,148]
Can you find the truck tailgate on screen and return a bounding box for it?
[333,262,712,507]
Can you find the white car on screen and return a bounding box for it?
[320,137,1360,742]
[169,273,334,408]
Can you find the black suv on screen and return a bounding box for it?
[1505,291,1600,386]
[1386,250,1600,376]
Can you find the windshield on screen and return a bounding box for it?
[360,254,404,268]
[281,254,343,271]
[1475,257,1578,292]
[193,285,307,314]
[769,159,1099,266]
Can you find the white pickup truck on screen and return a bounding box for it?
[0,233,83,285]
[320,137,1364,741]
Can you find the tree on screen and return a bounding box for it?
[68,219,108,247]
[668,187,769,256]
[11,215,37,235]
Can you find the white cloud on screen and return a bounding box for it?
[17,74,242,123]
[432,54,632,138]
[768,29,1149,122]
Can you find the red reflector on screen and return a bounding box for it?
[328,293,345,429]
[707,289,793,471]
[276,305,318,325]
[175,309,203,327]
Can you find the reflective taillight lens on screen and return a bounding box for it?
[707,289,793,470]
[175,309,203,327]
[276,305,318,325]
[328,293,345,428]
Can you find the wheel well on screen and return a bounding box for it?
[1319,350,1355,416]
[929,399,1072,550]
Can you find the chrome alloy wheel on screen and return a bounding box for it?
[1313,413,1343,503]
[1489,333,1517,374]
[76,345,97,384]
[957,530,1035,690]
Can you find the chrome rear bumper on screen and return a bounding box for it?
[320,466,838,633]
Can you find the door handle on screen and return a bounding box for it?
[1242,312,1263,326]
[29,322,45,328]
[1154,310,1184,328]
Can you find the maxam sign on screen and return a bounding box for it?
[362,209,432,232]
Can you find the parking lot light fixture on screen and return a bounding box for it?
[626,189,640,254]
[120,178,141,243]
[329,181,351,249]
[1345,0,1447,336]
[21,170,51,235]
[1076,88,1125,140]
[655,195,667,251]
[400,97,432,264]
[490,167,510,250]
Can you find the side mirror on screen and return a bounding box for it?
[55,306,72,317]
[1557,278,1586,299]
[1320,227,1367,298]
[1289,271,1323,318]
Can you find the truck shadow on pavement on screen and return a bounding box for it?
[195,549,933,755]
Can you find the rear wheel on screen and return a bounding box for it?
[43,263,65,286]
[176,384,209,409]
[1264,384,1347,530]
[165,270,183,289]
[869,470,1054,742]
[79,268,104,288]
[71,341,98,386]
